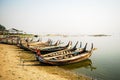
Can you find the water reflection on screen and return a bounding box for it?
[60,59,96,71]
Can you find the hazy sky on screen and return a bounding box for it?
[0,0,120,34]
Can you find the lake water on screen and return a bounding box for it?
[43,34,120,80]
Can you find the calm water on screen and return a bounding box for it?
[43,34,120,80]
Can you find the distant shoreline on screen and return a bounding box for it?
[88,34,111,37]
[0,33,112,38]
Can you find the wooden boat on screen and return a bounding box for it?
[35,43,94,65]
[18,39,54,51]
[19,39,72,54]
[19,38,52,46]
[28,41,72,54]
[42,41,79,57]
[27,39,53,46]
[0,37,8,44]
[28,40,60,47]
[0,36,20,45]
[39,42,86,59]
[36,41,72,54]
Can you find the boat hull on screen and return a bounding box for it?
[37,52,92,65]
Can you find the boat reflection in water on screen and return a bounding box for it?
[60,59,96,71]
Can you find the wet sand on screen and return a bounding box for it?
[0,44,91,80]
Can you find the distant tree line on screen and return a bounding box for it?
[0,24,7,35]
[0,24,23,35]
[0,24,6,31]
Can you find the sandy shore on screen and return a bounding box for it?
[0,44,91,80]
